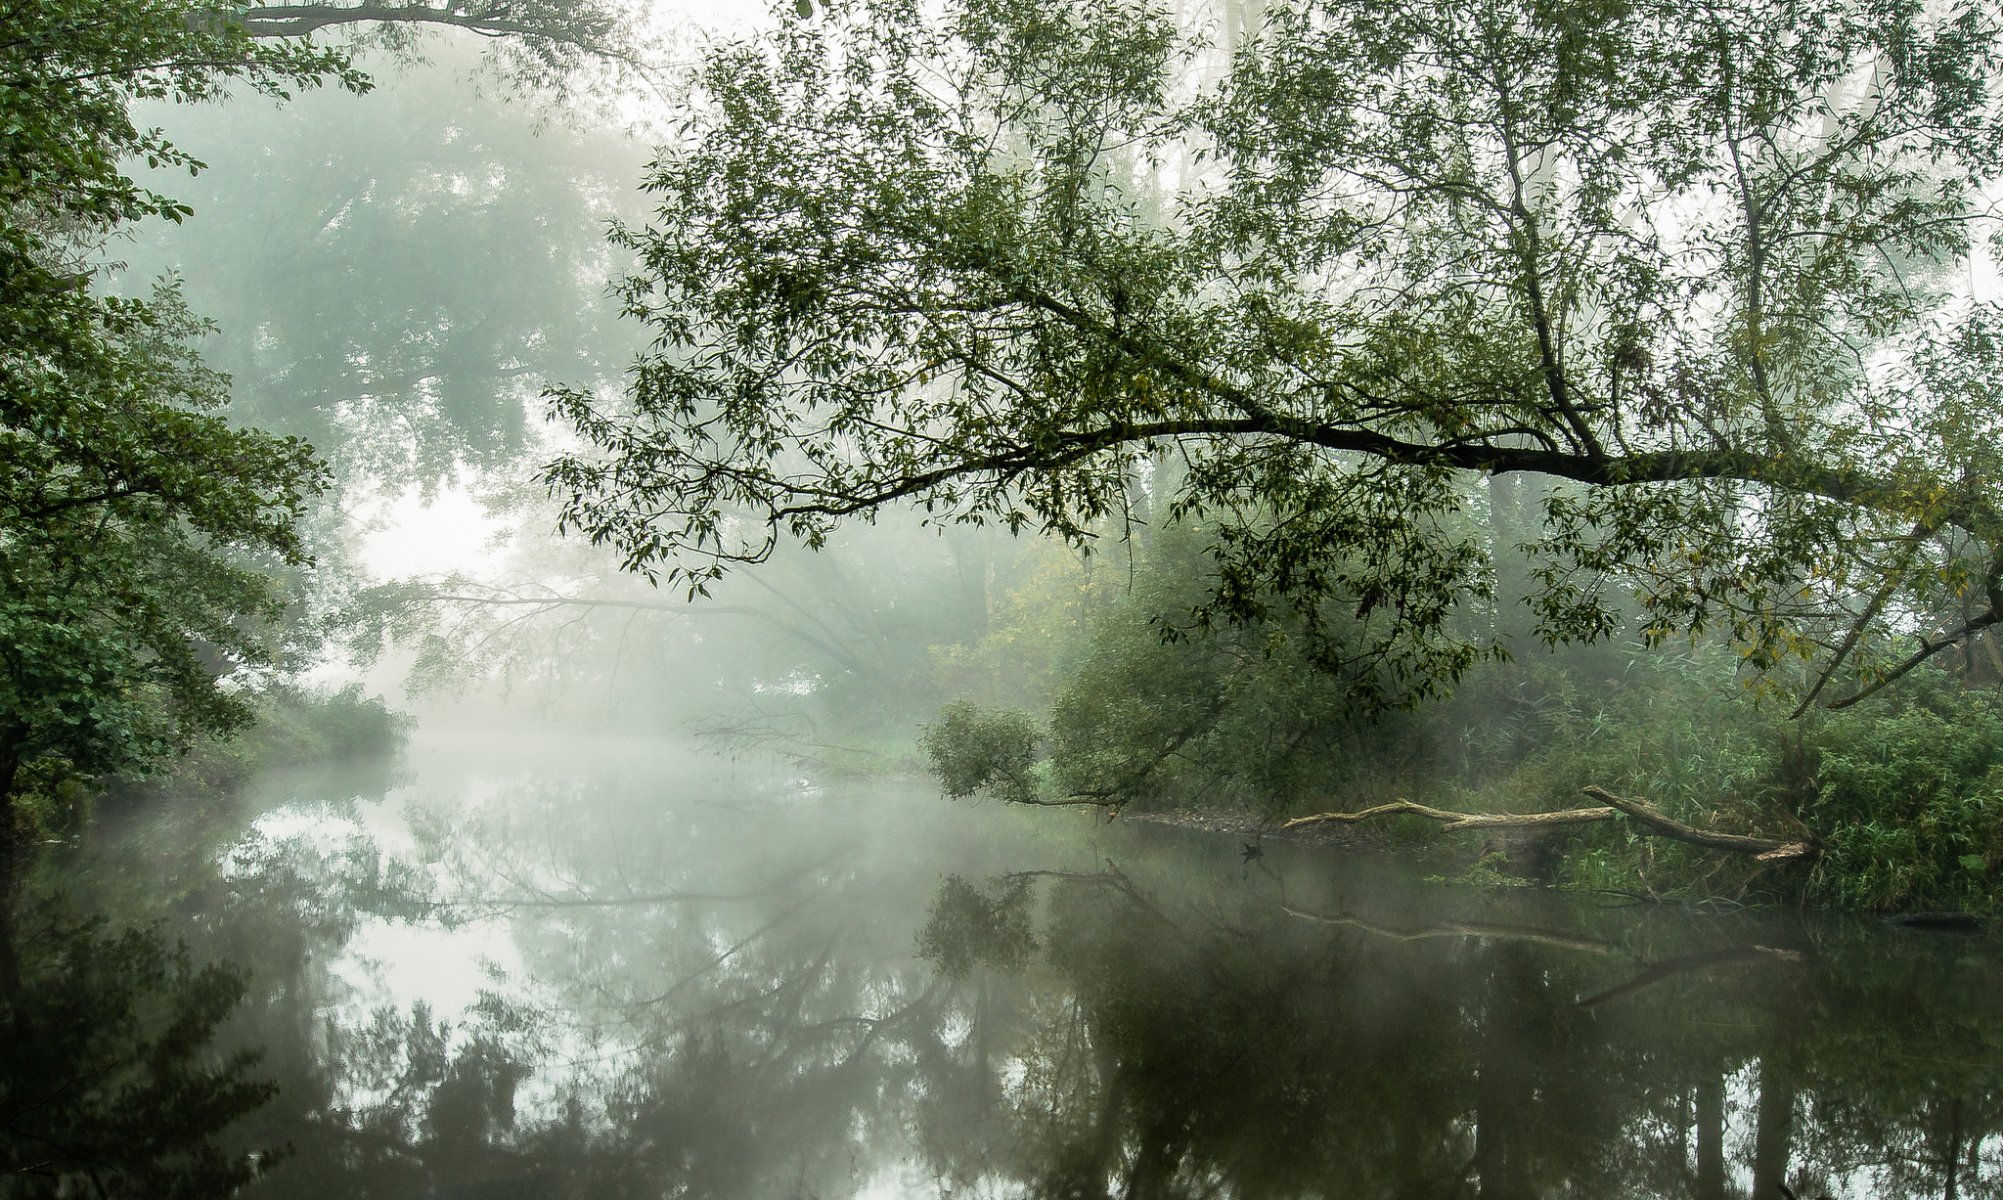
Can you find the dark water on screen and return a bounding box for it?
[5,733,2001,1199]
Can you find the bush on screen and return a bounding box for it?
[920,700,1041,804]
[156,683,412,794]
[1805,681,2003,912]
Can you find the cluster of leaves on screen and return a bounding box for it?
[919,699,1040,805]
[0,0,366,827]
[1473,652,2003,912]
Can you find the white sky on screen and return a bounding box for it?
[356,487,506,578]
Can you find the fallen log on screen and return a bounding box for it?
[1281,798,1613,833]
[1281,788,1821,864]
[1578,786,1819,862]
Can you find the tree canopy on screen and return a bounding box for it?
[547,0,2003,709]
[0,0,363,829]
[229,0,668,102]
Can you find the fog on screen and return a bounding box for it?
[9,0,2003,1194]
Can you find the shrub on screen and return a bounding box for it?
[920,700,1041,805]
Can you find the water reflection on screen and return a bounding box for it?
[0,895,280,1197]
[11,737,2003,1199]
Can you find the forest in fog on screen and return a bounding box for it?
[9,0,2003,916]
[14,0,2003,1197]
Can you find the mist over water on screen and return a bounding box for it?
[8,732,1994,1199]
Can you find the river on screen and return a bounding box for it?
[5,732,2000,1199]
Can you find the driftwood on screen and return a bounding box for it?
[1281,798,1613,833]
[1282,787,1820,863]
[1578,786,1818,862]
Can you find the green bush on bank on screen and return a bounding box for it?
[1804,680,2003,912]
[920,700,1041,806]
[1456,655,2003,913]
[925,628,2003,913]
[163,683,411,793]
[7,685,412,840]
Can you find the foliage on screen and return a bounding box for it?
[1461,652,2003,912]
[551,0,2003,713]
[1805,678,2003,911]
[1046,522,1423,813]
[927,525,2003,910]
[232,0,669,106]
[121,55,651,495]
[0,0,364,833]
[927,536,1123,712]
[919,700,1040,805]
[0,0,363,240]
[154,684,413,798]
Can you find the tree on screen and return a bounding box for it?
[0,0,364,839]
[226,0,673,105]
[119,59,652,494]
[546,0,2003,711]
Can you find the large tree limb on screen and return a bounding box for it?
[1578,786,1819,862]
[1824,607,2003,710]
[1281,788,1820,863]
[1281,798,1613,833]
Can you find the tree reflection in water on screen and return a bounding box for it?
[911,866,2003,1200]
[0,892,281,1198]
[15,752,2003,1199]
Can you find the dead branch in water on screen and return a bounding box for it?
[1281,798,1614,833]
[1280,788,1820,863]
[1578,786,1819,862]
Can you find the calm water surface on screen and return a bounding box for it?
[8,733,2002,1199]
